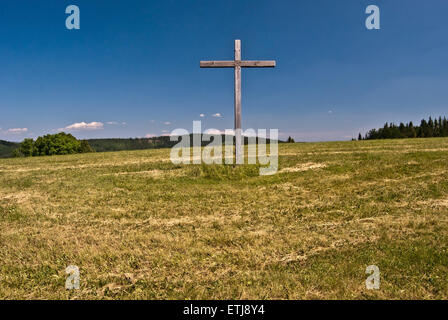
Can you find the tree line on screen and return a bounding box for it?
[360,116,448,140]
[5,133,287,158]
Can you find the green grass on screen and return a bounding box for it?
[1,138,448,299]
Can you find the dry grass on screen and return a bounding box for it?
[1,138,448,299]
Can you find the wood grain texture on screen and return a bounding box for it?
[240,60,276,68]
[200,61,276,68]
[234,40,243,163]
[200,61,236,68]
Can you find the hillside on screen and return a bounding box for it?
[86,136,174,152]
[87,135,280,152]
[1,138,448,299]
[0,140,19,158]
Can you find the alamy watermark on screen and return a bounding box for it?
[365,265,380,290]
[365,5,380,30]
[169,121,278,175]
[65,5,80,30]
[65,265,80,290]
[63,5,378,31]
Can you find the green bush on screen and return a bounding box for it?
[14,133,94,157]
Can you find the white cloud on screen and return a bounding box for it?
[204,129,222,135]
[59,121,104,132]
[212,113,223,118]
[242,130,257,137]
[163,121,172,125]
[159,130,174,137]
[204,129,235,136]
[203,129,276,137]
[199,114,205,118]
[3,128,28,134]
[107,121,127,126]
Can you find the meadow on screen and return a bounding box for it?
[0,138,447,299]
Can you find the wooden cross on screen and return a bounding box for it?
[200,39,276,163]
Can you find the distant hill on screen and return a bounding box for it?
[0,140,19,158]
[86,136,175,152]
[87,134,282,153]
[0,134,283,158]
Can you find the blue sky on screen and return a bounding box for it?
[1,0,447,141]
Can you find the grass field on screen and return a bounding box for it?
[1,138,448,300]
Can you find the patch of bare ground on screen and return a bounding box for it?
[279,231,380,264]
[280,162,327,173]
[417,198,448,208]
[131,213,244,228]
[107,169,187,179]
[1,191,35,204]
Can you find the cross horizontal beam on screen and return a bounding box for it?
[200,61,235,68]
[200,60,276,68]
[240,60,276,68]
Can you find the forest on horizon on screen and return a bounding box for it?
[361,116,448,140]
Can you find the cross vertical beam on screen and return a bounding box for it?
[200,40,276,164]
[234,40,243,163]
